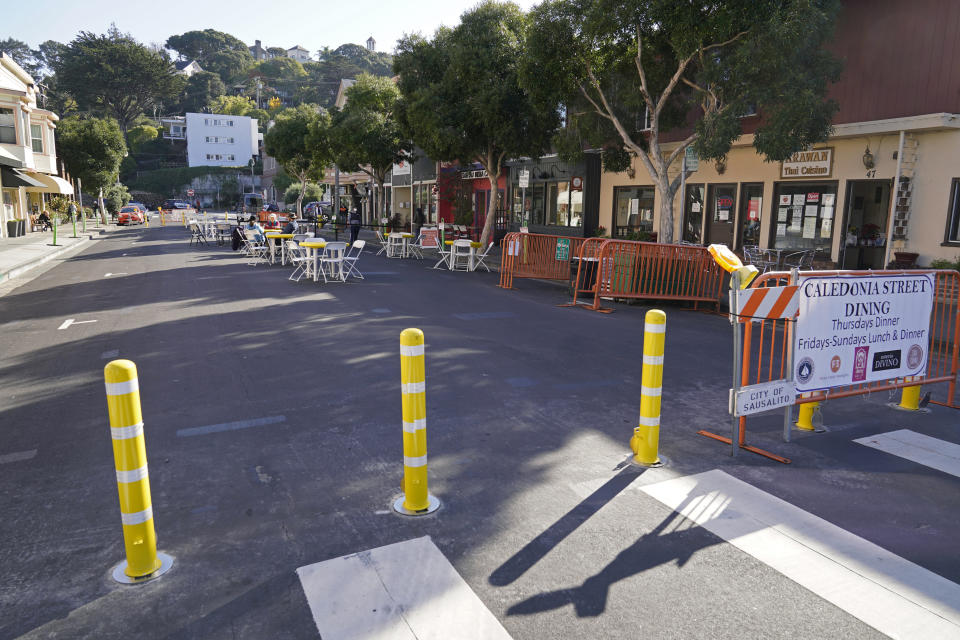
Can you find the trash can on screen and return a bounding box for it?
[6,220,18,237]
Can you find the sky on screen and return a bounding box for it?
[4,0,539,55]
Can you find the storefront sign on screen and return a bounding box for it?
[732,379,796,416]
[518,170,530,188]
[392,160,411,176]
[461,169,489,180]
[684,146,699,172]
[571,176,583,191]
[556,238,570,261]
[794,273,935,392]
[781,148,833,179]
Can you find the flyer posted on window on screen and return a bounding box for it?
[794,273,935,392]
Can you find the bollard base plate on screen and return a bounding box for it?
[887,402,931,414]
[627,454,667,469]
[392,495,441,516]
[112,552,174,585]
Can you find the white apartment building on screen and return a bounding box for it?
[184,112,259,168]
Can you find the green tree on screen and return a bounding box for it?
[55,116,127,222]
[34,40,67,77]
[524,0,842,243]
[208,95,255,115]
[165,29,253,83]
[104,183,131,215]
[394,2,559,245]
[55,29,185,132]
[328,74,413,221]
[180,70,225,113]
[0,38,41,78]
[266,47,288,58]
[126,124,158,152]
[283,181,324,204]
[264,104,328,216]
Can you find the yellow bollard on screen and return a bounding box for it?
[898,376,922,410]
[795,392,818,431]
[630,309,666,466]
[393,329,440,515]
[104,360,173,583]
[160,210,165,227]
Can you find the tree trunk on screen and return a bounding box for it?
[479,167,499,246]
[657,182,678,244]
[296,177,307,217]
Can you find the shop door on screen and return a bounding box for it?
[840,180,891,270]
[705,184,737,246]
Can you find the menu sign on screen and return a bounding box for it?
[781,148,833,179]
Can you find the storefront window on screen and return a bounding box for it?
[683,184,705,244]
[771,182,837,253]
[946,178,960,243]
[613,186,655,238]
[530,183,546,225]
[738,184,764,248]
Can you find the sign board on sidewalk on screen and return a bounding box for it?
[684,147,699,172]
[186,189,195,197]
[794,273,935,392]
[555,238,570,261]
[731,379,796,416]
[518,170,530,189]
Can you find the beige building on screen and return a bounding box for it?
[0,52,72,239]
[600,116,960,268]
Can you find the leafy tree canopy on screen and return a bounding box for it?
[264,104,329,214]
[328,73,414,217]
[55,28,185,132]
[208,94,255,116]
[394,0,559,243]
[255,56,307,81]
[0,38,42,78]
[524,0,842,241]
[126,124,158,152]
[165,30,253,83]
[56,115,127,193]
[179,70,225,113]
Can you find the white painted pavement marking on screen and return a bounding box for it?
[0,449,37,465]
[297,536,513,640]
[176,415,286,437]
[103,272,128,277]
[642,469,960,639]
[854,429,960,479]
[57,318,97,330]
[101,349,120,359]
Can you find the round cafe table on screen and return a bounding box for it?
[264,233,295,264]
[299,240,327,281]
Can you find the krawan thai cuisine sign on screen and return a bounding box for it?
[794,273,934,392]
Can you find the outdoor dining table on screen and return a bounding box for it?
[264,233,295,265]
[444,239,482,271]
[387,232,415,258]
[299,240,328,281]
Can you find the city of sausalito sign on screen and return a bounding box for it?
[793,273,934,392]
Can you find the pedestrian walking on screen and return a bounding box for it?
[349,208,362,245]
[413,206,425,239]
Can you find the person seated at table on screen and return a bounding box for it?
[245,215,265,243]
[264,213,281,230]
[282,213,299,234]
[36,210,52,231]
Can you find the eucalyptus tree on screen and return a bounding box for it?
[394,1,559,245]
[524,0,842,242]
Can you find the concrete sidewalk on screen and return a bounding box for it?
[0,222,113,285]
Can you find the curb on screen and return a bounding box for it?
[0,232,101,285]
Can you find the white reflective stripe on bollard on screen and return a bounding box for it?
[105,379,139,396]
[111,422,144,440]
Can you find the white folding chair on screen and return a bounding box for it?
[407,234,424,259]
[244,230,268,266]
[343,240,366,280]
[286,240,309,282]
[375,230,389,256]
[189,223,208,246]
[386,234,404,258]
[318,241,347,282]
[433,239,452,269]
[472,241,495,272]
[451,238,472,271]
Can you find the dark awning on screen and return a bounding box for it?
[0,167,45,188]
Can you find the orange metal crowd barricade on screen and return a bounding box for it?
[740,268,959,425]
[570,240,725,312]
[498,232,587,289]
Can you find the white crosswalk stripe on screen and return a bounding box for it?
[854,429,960,479]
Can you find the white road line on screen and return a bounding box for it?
[58,318,97,330]
[176,415,285,437]
[854,429,960,478]
[104,272,128,277]
[101,349,120,359]
[0,449,37,464]
[642,469,960,639]
[297,536,513,640]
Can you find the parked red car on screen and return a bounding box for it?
[117,206,144,225]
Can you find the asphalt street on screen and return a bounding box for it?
[1,224,959,639]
